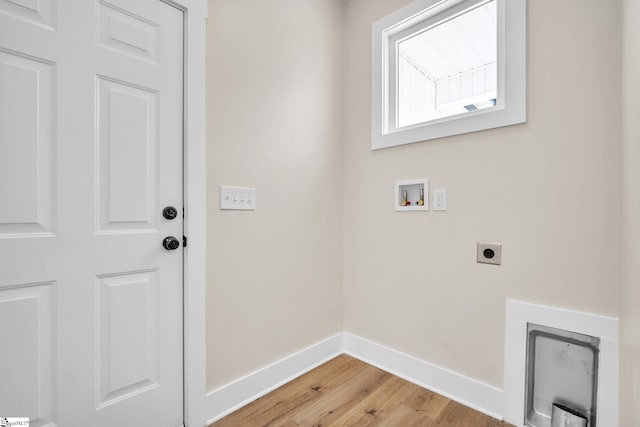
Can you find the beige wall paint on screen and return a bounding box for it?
[621,0,640,424]
[342,0,622,387]
[205,0,629,409]
[206,0,344,390]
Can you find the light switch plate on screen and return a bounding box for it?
[433,189,447,211]
[220,185,256,210]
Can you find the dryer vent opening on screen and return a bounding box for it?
[525,323,599,427]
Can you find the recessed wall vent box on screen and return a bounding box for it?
[525,323,600,427]
[395,178,428,211]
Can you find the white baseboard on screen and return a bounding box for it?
[204,333,344,425]
[205,332,506,424]
[343,333,504,420]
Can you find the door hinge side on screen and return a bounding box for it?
[183,235,187,247]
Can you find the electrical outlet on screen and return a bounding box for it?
[433,189,447,211]
[477,242,502,265]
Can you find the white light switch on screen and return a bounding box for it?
[433,189,447,211]
[220,185,256,210]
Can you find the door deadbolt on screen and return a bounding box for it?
[163,206,178,220]
[163,236,180,250]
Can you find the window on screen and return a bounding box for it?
[371,0,526,149]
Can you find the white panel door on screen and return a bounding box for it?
[0,1,184,426]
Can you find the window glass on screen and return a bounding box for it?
[397,1,497,128]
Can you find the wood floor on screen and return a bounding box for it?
[209,355,514,427]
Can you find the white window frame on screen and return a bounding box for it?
[371,0,526,150]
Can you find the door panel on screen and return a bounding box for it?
[0,282,55,427]
[0,0,56,29]
[97,270,159,407]
[0,49,55,237]
[97,76,158,232]
[97,1,159,64]
[0,1,184,426]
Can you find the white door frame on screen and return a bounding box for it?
[167,0,207,426]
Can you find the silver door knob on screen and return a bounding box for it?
[163,236,180,250]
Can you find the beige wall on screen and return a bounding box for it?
[621,0,640,424]
[205,0,344,390]
[205,0,630,408]
[342,0,622,387]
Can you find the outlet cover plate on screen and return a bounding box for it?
[433,189,447,211]
[477,242,502,265]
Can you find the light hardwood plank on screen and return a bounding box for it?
[211,355,363,427]
[209,355,514,427]
[400,385,450,420]
[433,401,507,427]
[376,405,435,427]
[290,364,390,426]
[329,375,425,426]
